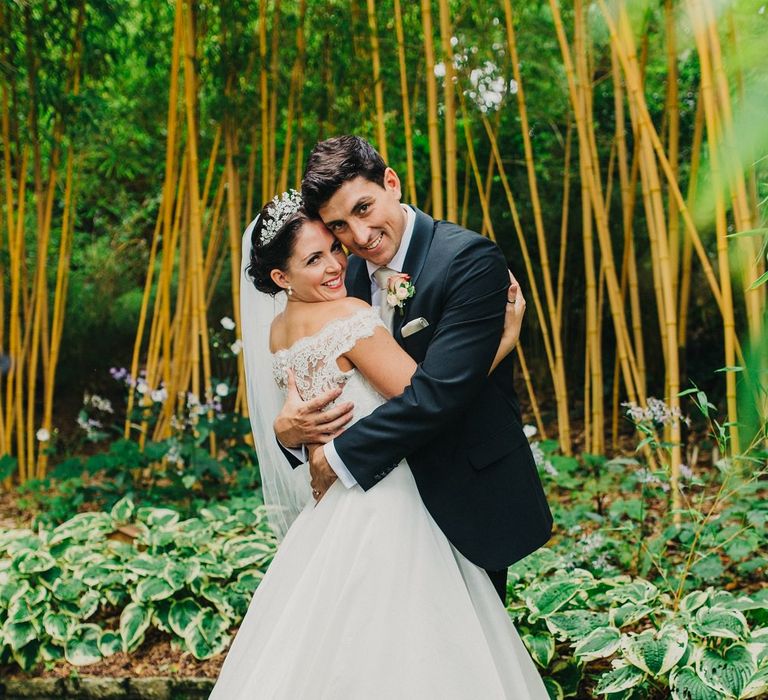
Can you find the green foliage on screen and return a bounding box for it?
[506,549,768,699]
[0,496,276,671]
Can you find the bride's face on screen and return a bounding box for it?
[273,221,348,302]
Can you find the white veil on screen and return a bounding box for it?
[240,217,311,539]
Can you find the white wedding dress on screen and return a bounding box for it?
[210,307,548,699]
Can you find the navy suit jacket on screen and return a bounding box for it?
[285,208,552,570]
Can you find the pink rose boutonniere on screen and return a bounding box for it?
[386,274,416,315]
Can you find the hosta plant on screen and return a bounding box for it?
[507,548,768,699]
[0,495,277,671]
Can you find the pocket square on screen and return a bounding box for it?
[401,317,430,338]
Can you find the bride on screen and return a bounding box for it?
[209,190,548,699]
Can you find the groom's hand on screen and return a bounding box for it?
[309,444,337,501]
[273,369,354,448]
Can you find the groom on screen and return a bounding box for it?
[275,136,552,600]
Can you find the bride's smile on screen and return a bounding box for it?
[270,220,348,302]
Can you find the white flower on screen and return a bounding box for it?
[215,382,229,397]
[386,293,399,307]
[395,285,410,301]
[151,388,167,403]
[36,428,50,442]
[136,381,149,395]
[220,316,235,330]
[434,62,446,78]
[230,339,243,355]
[523,424,538,439]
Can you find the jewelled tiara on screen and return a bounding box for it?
[260,189,303,245]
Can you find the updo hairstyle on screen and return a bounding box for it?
[247,202,311,296]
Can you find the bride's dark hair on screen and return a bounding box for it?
[247,201,310,296]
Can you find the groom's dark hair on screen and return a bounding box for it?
[302,136,387,216]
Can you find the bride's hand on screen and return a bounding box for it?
[273,370,355,447]
[309,444,338,502]
[499,271,526,359]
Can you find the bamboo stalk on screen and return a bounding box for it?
[437,0,457,220]
[394,0,417,204]
[420,0,443,219]
[366,0,388,162]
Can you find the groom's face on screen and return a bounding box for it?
[318,168,407,267]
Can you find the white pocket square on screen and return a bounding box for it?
[401,317,430,338]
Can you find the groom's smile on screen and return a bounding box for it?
[319,168,407,267]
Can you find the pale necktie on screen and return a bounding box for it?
[373,266,397,330]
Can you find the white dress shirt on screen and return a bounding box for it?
[324,204,416,488]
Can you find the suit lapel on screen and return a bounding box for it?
[393,207,435,339]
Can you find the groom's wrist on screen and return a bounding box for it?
[324,441,358,488]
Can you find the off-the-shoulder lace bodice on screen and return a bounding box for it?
[272,308,386,417]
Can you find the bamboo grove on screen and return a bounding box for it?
[0,0,765,493]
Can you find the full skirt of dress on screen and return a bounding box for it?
[209,462,548,699]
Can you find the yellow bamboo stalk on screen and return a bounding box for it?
[259,0,269,202]
[366,0,388,162]
[505,0,572,453]
[420,0,443,219]
[687,0,738,451]
[268,0,282,194]
[437,0,457,221]
[555,120,572,330]
[394,0,417,204]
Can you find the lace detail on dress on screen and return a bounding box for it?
[272,307,384,402]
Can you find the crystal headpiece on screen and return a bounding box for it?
[260,189,303,246]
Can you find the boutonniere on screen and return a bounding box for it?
[386,273,416,315]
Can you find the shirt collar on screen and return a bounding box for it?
[366,205,415,280]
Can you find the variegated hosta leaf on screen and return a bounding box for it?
[546,610,610,642]
[620,626,688,677]
[184,608,230,660]
[574,626,621,663]
[679,590,710,614]
[99,630,122,657]
[669,666,722,700]
[697,644,755,698]
[78,590,101,619]
[110,496,135,524]
[12,549,56,574]
[201,561,234,580]
[606,580,659,605]
[526,581,581,622]
[740,666,768,699]
[199,504,231,522]
[125,554,165,577]
[595,664,645,695]
[163,559,190,589]
[200,583,234,616]
[40,640,63,662]
[223,537,276,569]
[52,578,86,602]
[231,569,264,594]
[691,606,749,641]
[65,623,102,666]
[136,506,180,528]
[43,611,75,642]
[522,632,555,668]
[4,621,37,651]
[610,603,653,628]
[169,598,204,637]
[0,579,28,607]
[134,576,175,602]
[543,677,564,700]
[11,640,40,671]
[120,602,151,653]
